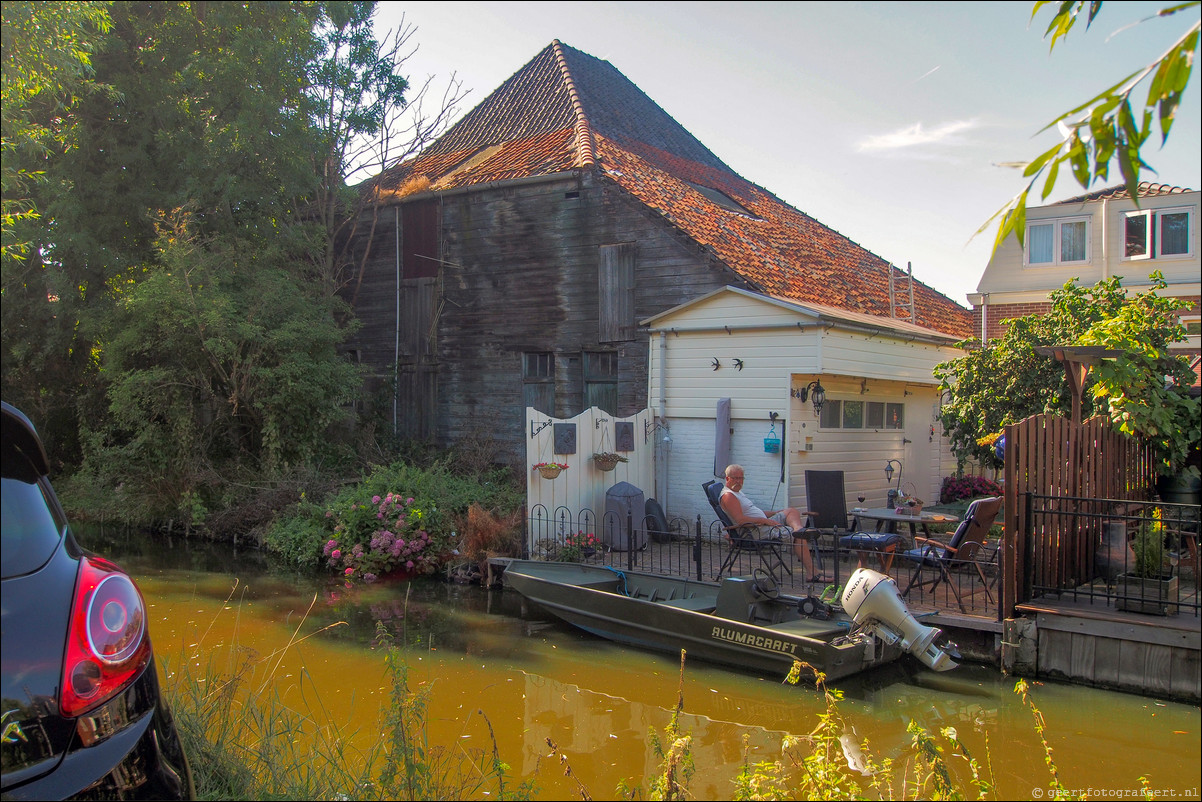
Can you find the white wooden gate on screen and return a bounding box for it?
[525,406,654,544]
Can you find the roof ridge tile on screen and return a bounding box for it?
[551,39,594,168]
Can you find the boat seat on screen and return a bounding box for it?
[771,619,848,639]
[659,597,717,613]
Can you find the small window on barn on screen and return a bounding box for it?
[583,351,618,415]
[523,352,555,415]
[599,243,635,343]
[402,199,441,279]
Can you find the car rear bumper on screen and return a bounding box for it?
[1,661,194,801]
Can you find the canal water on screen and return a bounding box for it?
[80,527,1200,800]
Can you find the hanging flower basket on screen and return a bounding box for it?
[534,462,568,480]
[592,452,628,472]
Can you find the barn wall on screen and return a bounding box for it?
[344,171,749,468]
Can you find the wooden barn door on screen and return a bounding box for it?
[395,200,441,440]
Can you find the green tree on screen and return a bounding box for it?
[1,1,113,456]
[304,1,464,300]
[86,210,360,519]
[935,273,1198,477]
[983,0,1200,253]
[0,0,112,262]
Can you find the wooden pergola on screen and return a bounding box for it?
[1033,345,1125,424]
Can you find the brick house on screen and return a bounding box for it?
[968,182,1201,384]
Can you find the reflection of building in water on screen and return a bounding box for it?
[521,672,660,778]
[519,672,785,792]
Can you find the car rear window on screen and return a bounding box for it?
[1,472,65,579]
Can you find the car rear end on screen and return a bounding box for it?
[1,402,194,800]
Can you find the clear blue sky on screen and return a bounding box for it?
[372,1,1202,307]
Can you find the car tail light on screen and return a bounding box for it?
[60,556,151,717]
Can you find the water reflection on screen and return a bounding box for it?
[79,528,1201,799]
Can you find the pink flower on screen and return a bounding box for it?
[372,495,381,504]
[325,510,333,518]
[405,560,415,570]
[406,497,414,505]
[344,567,354,576]
[331,549,341,560]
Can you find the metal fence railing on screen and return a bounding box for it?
[1022,493,1200,618]
[523,505,1001,616]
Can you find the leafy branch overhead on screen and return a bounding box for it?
[983,0,1200,254]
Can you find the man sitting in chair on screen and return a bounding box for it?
[720,464,818,581]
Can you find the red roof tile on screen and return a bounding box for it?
[1054,181,1194,205]
[367,40,972,339]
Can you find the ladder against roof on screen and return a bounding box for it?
[889,261,916,324]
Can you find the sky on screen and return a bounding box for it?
[370,1,1202,307]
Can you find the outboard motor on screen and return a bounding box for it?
[840,568,957,672]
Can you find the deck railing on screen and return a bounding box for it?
[523,504,1000,616]
[1020,492,1200,618]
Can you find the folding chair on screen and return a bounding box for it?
[803,470,904,574]
[702,479,791,580]
[898,496,1003,612]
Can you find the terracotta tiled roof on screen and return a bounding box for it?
[1054,181,1194,205]
[368,40,972,338]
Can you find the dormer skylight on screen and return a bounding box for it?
[687,182,756,217]
[435,145,503,187]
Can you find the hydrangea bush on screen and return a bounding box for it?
[322,492,437,583]
[939,475,1003,504]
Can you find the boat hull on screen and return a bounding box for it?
[503,561,902,682]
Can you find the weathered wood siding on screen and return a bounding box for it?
[344,172,746,465]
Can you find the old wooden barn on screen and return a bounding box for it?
[345,39,972,468]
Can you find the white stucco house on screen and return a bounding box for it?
[641,286,967,527]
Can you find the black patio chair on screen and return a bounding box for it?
[702,479,792,581]
[803,470,904,574]
[898,496,1002,612]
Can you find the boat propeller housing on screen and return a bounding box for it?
[840,568,958,672]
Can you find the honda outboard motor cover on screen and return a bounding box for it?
[841,568,957,672]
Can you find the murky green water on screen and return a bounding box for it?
[80,527,1201,800]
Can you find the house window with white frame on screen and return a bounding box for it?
[1026,217,1090,266]
[819,400,905,431]
[1123,206,1194,259]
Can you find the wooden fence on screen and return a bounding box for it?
[524,407,656,551]
[1001,413,1154,616]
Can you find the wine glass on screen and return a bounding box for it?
[856,494,866,512]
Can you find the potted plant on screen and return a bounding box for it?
[533,461,569,480]
[558,531,601,562]
[1116,509,1178,615]
[592,452,628,472]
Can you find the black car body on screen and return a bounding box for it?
[1,402,194,800]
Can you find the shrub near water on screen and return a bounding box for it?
[265,459,524,577]
[323,492,435,582]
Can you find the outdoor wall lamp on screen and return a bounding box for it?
[794,380,826,417]
[884,459,903,489]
